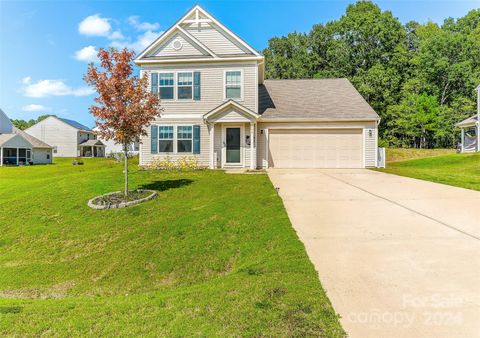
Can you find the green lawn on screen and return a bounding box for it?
[0,158,344,337]
[376,151,480,191]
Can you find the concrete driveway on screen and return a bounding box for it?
[268,169,480,338]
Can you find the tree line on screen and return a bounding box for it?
[11,115,53,130]
[263,1,480,148]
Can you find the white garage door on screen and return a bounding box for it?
[269,129,363,168]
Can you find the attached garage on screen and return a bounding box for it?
[257,79,380,169]
[268,129,363,168]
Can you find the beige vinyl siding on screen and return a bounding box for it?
[152,32,206,57]
[140,120,209,166]
[32,148,52,164]
[25,117,79,157]
[256,121,378,169]
[184,26,247,55]
[364,127,377,167]
[0,109,13,134]
[243,123,256,167]
[142,61,258,116]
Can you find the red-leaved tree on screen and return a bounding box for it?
[84,48,160,196]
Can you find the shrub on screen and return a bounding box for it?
[146,156,204,170]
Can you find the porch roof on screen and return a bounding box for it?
[80,139,105,147]
[204,99,259,122]
[456,115,478,128]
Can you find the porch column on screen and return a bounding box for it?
[209,123,215,169]
[250,122,255,169]
[461,128,465,153]
[91,146,94,157]
[16,148,19,165]
[477,121,480,152]
[0,147,3,166]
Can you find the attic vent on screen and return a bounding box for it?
[172,39,183,51]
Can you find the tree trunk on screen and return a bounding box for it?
[124,143,128,197]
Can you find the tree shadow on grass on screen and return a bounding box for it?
[139,179,193,192]
[0,306,22,314]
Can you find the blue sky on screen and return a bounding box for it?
[1,0,479,127]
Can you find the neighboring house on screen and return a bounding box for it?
[0,108,53,166]
[25,116,106,158]
[135,5,380,169]
[456,85,479,153]
[93,127,140,156]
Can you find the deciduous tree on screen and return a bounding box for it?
[84,48,160,196]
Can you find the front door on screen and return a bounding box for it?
[226,127,241,164]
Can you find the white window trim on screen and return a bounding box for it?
[158,125,174,153]
[177,71,194,101]
[158,72,175,101]
[157,124,194,154]
[176,125,194,154]
[151,70,199,102]
[223,69,244,101]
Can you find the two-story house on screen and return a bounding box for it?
[135,5,380,169]
[25,116,106,157]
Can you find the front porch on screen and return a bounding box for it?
[79,140,106,157]
[204,100,259,169]
[457,115,479,153]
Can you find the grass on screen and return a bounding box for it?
[376,151,480,191]
[385,148,456,162]
[0,158,344,337]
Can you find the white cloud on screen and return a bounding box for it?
[74,45,98,62]
[78,14,123,40]
[22,104,51,112]
[127,16,160,31]
[79,14,111,36]
[110,30,162,53]
[109,30,124,40]
[21,77,94,98]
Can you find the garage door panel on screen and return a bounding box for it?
[269,129,363,168]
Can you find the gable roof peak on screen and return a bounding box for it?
[135,5,261,63]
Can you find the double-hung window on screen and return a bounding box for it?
[225,71,242,99]
[159,126,174,153]
[177,72,193,100]
[177,126,193,153]
[159,73,174,100]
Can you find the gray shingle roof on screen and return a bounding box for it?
[80,139,105,146]
[59,118,92,131]
[258,79,380,121]
[13,127,52,148]
[0,133,16,146]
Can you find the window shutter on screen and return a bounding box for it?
[151,73,158,95]
[151,125,158,154]
[193,125,201,154]
[193,72,201,100]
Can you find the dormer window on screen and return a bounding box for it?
[225,70,242,100]
[177,72,193,100]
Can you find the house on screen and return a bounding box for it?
[456,85,479,153]
[25,116,106,158]
[0,108,53,166]
[135,5,380,169]
[93,127,140,156]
